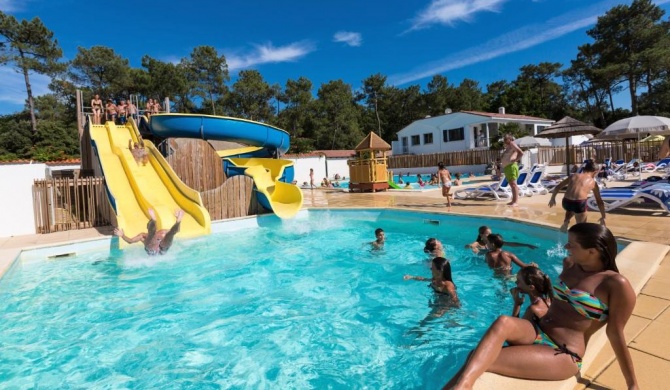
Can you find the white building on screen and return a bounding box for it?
[391,108,555,155]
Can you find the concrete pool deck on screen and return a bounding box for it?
[0,173,668,389]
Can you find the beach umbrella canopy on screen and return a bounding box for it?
[535,116,602,172]
[638,134,667,143]
[597,115,670,140]
[514,135,552,148]
[597,116,670,174]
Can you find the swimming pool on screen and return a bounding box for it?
[0,210,577,389]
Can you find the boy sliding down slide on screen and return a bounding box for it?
[114,209,183,255]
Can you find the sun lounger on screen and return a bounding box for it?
[455,171,531,200]
[587,183,670,214]
[653,158,670,173]
[524,169,548,195]
[454,176,511,200]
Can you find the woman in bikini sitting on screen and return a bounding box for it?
[444,223,638,389]
[91,94,103,124]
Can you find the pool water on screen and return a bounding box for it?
[0,210,573,389]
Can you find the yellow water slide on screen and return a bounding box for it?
[223,157,304,219]
[89,120,210,241]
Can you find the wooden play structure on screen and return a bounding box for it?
[347,132,392,192]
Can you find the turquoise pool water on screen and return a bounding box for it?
[0,210,575,389]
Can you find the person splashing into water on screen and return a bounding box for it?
[114,209,183,255]
[443,223,638,389]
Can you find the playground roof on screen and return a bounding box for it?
[355,132,391,151]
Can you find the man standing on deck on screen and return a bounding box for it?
[501,134,524,207]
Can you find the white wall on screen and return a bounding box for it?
[325,159,350,179]
[288,156,353,184]
[0,164,48,237]
[288,156,327,185]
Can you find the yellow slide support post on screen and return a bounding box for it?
[89,120,210,242]
[225,158,303,219]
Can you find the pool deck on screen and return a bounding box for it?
[1,174,669,389]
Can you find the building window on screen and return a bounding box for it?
[423,133,433,144]
[449,127,465,142]
[411,135,420,145]
[442,127,465,142]
[525,124,534,135]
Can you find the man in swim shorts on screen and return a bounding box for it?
[114,209,183,255]
[437,162,453,210]
[548,159,606,232]
[500,134,524,207]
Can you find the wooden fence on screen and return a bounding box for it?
[33,177,112,233]
[165,138,225,192]
[388,140,665,169]
[166,138,266,220]
[388,149,500,169]
[202,175,266,220]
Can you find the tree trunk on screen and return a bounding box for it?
[628,74,637,115]
[21,60,38,135]
[607,87,615,113]
[209,91,216,115]
[374,94,382,137]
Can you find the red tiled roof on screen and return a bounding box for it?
[0,158,81,166]
[461,110,553,122]
[285,150,356,158]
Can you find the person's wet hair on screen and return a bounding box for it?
[424,238,439,254]
[375,228,384,235]
[487,233,504,249]
[568,223,619,272]
[475,225,490,244]
[438,162,445,169]
[518,265,552,298]
[433,257,454,284]
[582,159,598,172]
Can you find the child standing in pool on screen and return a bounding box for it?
[510,265,552,321]
[437,162,453,210]
[370,228,385,250]
[404,256,460,310]
[423,237,445,259]
[485,234,535,276]
[465,225,538,254]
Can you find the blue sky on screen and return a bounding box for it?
[1,0,670,115]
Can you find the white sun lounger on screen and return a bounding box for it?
[455,171,530,200]
[587,183,670,214]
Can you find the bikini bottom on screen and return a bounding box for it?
[533,322,583,370]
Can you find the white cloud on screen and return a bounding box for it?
[409,0,507,31]
[333,31,362,47]
[390,0,631,85]
[0,0,28,12]
[0,66,51,106]
[226,41,316,71]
